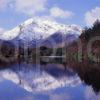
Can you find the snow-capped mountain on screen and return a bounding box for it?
[41,31,79,47]
[0,18,82,46]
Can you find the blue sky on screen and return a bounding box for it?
[0,0,100,31]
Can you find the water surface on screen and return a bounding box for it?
[0,64,99,100]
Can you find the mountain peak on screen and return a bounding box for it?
[0,18,82,42]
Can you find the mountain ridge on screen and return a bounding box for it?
[0,18,82,43]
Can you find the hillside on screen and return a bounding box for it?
[66,20,100,92]
[0,18,81,66]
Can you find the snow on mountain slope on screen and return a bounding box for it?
[0,18,82,42]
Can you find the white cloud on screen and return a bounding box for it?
[0,28,5,34]
[15,0,47,16]
[0,0,74,21]
[50,7,74,19]
[0,0,47,16]
[0,0,8,9]
[0,0,13,10]
[0,0,6,9]
[34,15,55,21]
[85,7,100,26]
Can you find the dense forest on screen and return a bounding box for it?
[67,20,100,93]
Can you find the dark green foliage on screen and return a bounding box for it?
[80,20,100,41]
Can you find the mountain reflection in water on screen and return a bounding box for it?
[0,63,100,100]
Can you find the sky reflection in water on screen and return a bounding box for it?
[0,64,99,100]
